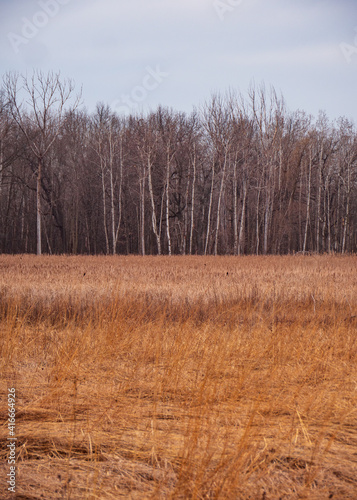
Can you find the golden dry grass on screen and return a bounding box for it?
[1,255,357,499]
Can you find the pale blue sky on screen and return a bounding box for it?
[0,0,356,121]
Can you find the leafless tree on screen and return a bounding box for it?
[3,71,81,255]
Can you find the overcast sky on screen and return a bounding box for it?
[0,0,356,121]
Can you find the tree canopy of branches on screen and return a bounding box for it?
[1,74,356,255]
[2,70,81,254]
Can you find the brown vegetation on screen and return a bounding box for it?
[1,255,357,499]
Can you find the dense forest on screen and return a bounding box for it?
[0,71,356,255]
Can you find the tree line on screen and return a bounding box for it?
[0,71,356,255]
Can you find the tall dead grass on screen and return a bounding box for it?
[0,255,357,499]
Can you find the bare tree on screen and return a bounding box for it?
[3,71,80,255]
[90,105,124,254]
[202,94,235,255]
[0,78,357,255]
[136,116,163,255]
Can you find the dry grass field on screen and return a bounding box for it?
[1,254,357,499]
